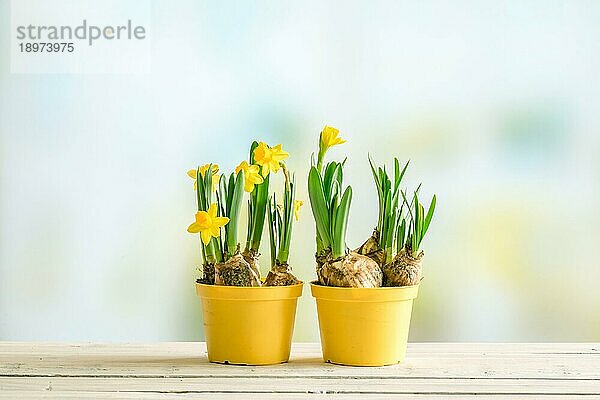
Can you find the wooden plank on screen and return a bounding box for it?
[1,342,598,397]
[1,376,599,395]
[2,342,598,355]
[0,392,592,400]
[1,343,598,380]
[1,357,598,379]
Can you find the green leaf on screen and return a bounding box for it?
[227,170,245,252]
[267,196,276,267]
[196,168,205,211]
[323,161,338,202]
[400,190,414,223]
[397,218,406,253]
[417,203,425,244]
[308,166,331,248]
[369,156,385,231]
[394,159,410,192]
[394,158,399,186]
[218,173,228,214]
[249,172,269,250]
[280,176,296,261]
[413,191,420,231]
[388,207,397,249]
[204,165,213,206]
[227,173,235,213]
[332,186,352,258]
[249,141,259,164]
[382,190,392,244]
[422,194,436,237]
[329,190,340,241]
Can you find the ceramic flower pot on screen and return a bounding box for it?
[196,282,303,365]
[310,282,419,366]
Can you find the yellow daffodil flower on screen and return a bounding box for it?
[187,164,220,192]
[187,203,229,245]
[320,125,345,150]
[294,200,303,221]
[235,160,264,192]
[253,142,289,177]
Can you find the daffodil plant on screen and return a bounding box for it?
[308,126,383,288]
[399,190,436,258]
[264,164,302,286]
[362,154,436,286]
[187,141,293,287]
[363,157,409,265]
[379,188,435,287]
[242,141,289,276]
[187,164,229,283]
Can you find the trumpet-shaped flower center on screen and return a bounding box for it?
[320,126,345,150]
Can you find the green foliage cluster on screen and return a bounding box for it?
[370,156,436,259]
[217,170,245,259]
[308,160,352,259]
[245,141,270,253]
[267,169,296,266]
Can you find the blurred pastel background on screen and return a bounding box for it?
[1,0,599,342]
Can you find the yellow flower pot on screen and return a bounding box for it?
[310,282,419,366]
[196,282,303,365]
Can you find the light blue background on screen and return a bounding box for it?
[1,0,599,341]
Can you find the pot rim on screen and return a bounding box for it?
[310,281,418,302]
[196,281,303,300]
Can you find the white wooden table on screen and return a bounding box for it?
[0,342,598,398]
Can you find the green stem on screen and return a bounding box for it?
[248,172,269,251]
[277,166,295,264]
[204,239,217,264]
[226,171,244,258]
[316,147,326,173]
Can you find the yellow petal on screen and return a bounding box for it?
[261,164,270,177]
[198,164,209,176]
[270,144,289,162]
[213,216,230,227]
[211,174,221,192]
[209,226,221,238]
[294,200,303,221]
[207,203,218,218]
[235,160,249,174]
[244,180,255,192]
[320,125,344,149]
[200,230,212,245]
[269,160,281,173]
[249,174,263,184]
[187,222,201,233]
[199,163,219,177]
[187,169,197,179]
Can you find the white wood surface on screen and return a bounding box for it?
[0,342,598,398]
